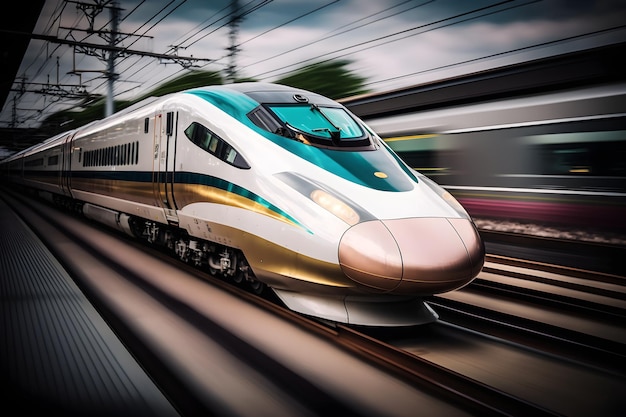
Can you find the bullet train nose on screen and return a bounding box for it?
[338,218,485,294]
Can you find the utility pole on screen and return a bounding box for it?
[105,1,119,116]
[64,0,211,117]
[226,0,242,83]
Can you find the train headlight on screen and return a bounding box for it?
[311,189,360,225]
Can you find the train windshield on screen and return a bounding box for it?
[255,104,373,149]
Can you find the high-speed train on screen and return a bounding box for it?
[0,82,484,326]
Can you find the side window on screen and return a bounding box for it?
[184,122,250,169]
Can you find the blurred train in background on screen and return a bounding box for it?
[342,43,626,235]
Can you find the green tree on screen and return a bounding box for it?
[136,70,224,100]
[275,60,369,99]
[39,70,225,135]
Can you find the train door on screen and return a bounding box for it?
[153,111,179,223]
[60,132,75,197]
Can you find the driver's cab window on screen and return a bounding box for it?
[248,104,374,150]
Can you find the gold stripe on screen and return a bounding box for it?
[70,179,300,228]
[174,183,299,228]
[237,228,352,288]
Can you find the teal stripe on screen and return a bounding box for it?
[186,88,258,118]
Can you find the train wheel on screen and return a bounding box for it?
[174,238,189,263]
[248,279,265,295]
[232,255,247,283]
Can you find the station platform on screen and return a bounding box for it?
[0,197,179,417]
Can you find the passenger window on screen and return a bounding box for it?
[208,136,219,153]
[184,122,250,169]
[226,148,237,163]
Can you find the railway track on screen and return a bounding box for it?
[480,229,626,277]
[429,255,626,374]
[379,255,626,416]
[4,188,626,416]
[0,189,527,416]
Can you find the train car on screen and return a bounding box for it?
[0,82,485,326]
[346,82,626,233]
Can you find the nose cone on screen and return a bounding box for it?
[338,218,484,295]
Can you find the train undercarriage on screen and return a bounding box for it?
[44,190,266,294]
[130,216,265,294]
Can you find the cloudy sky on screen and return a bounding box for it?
[2,0,626,129]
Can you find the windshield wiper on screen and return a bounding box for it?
[284,123,311,144]
[310,104,341,143]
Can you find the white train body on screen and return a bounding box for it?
[2,83,484,326]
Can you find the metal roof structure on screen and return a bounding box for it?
[0,1,45,117]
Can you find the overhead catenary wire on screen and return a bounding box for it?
[113,0,532,97]
[102,0,246,90]
[246,0,525,80]
[93,0,189,94]
[110,0,273,95]
[3,0,622,129]
[364,23,626,89]
[235,0,432,69]
[7,0,435,124]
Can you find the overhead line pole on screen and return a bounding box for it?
[226,0,242,83]
[106,1,120,116]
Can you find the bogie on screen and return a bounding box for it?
[127,216,261,290]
